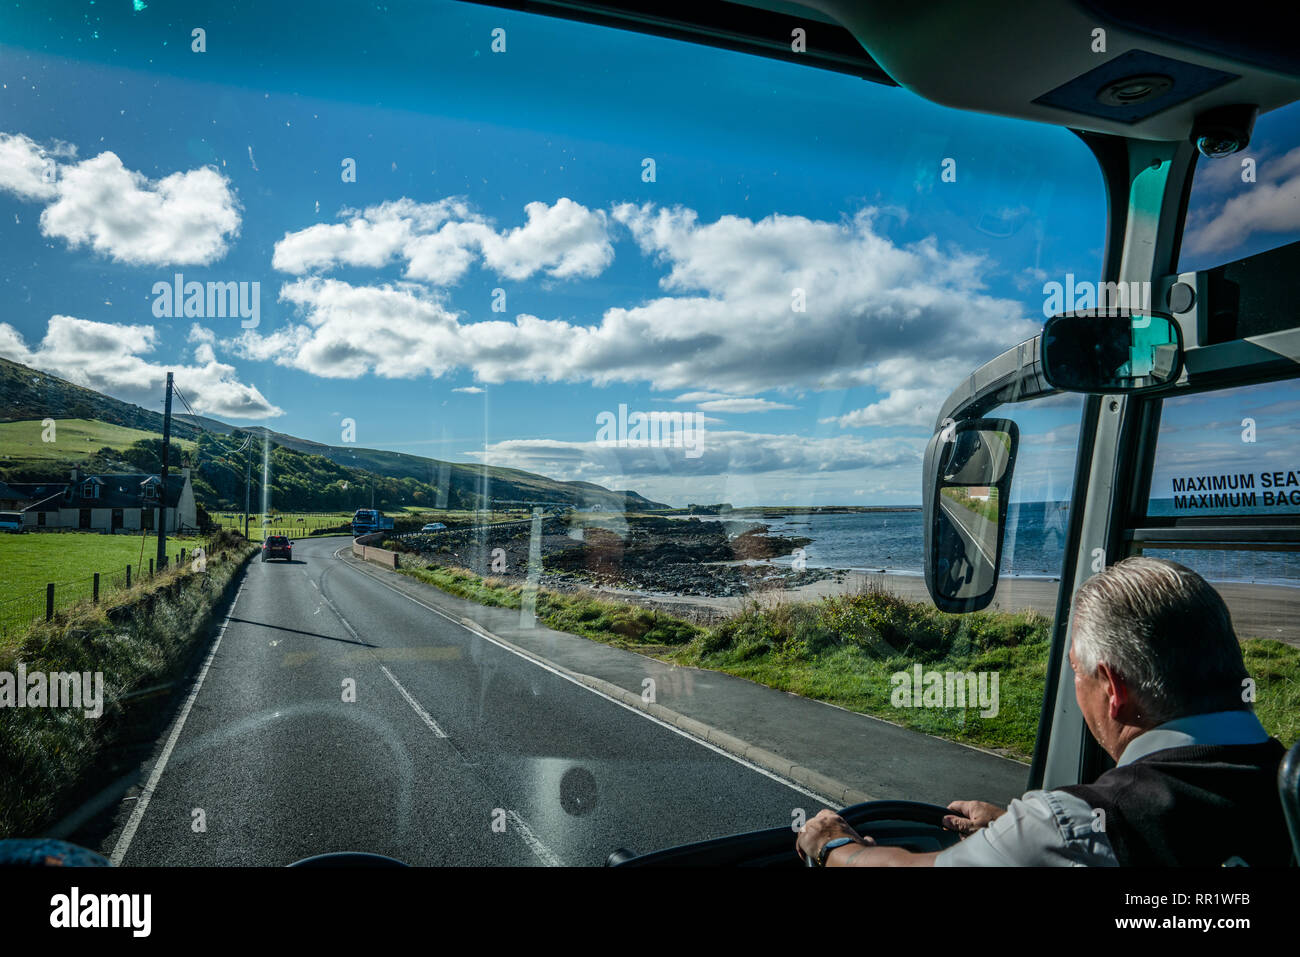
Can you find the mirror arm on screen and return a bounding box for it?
[934,335,1057,429]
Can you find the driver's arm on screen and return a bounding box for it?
[796,809,940,866]
[832,843,941,867]
[799,790,1118,866]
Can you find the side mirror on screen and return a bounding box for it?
[922,418,1018,613]
[1041,309,1183,393]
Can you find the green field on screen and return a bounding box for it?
[208,511,354,541]
[0,418,195,463]
[0,532,257,836]
[0,531,206,636]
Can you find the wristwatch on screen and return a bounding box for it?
[816,836,860,866]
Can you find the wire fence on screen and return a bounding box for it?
[208,511,354,541]
[0,542,213,641]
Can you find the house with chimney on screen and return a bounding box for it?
[6,466,197,533]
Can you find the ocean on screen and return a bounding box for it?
[721,503,1299,587]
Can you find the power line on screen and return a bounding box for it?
[171,383,199,421]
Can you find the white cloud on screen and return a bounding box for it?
[1183,145,1300,256]
[821,357,971,429]
[668,391,795,413]
[452,386,485,393]
[0,315,282,419]
[230,278,464,379]
[271,197,476,275]
[469,428,925,481]
[476,198,614,280]
[823,387,942,428]
[236,204,1035,410]
[0,132,241,265]
[0,132,68,200]
[694,397,795,413]
[272,196,614,284]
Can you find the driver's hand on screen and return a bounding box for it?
[942,800,1007,836]
[796,809,872,864]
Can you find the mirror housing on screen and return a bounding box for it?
[922,418,1018,613]
[1041,309,1183,394]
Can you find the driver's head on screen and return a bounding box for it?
[1068,556,1249,760]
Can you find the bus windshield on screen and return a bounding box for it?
[0,0,1292,875]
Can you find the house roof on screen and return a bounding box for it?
[8,472,188,510]
[0,480,28,501]
[4,483,67,511]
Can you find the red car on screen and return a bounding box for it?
[262,536,293,562]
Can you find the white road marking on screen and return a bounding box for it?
[313,563,451,740]
[379,664,447,738]
[109,577,247,866]
[335,546,832,806]
[314,587,360,641]
[327,544,565,865]
[506,811,564,867]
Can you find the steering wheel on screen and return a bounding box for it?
[288,851,409,867]
[609,799,961,867]
[801,800,958,866]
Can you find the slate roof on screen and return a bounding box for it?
[7,473,186,510]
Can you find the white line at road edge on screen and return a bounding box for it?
[335,546,833,806]
[379,665,448,738]
[109,577,248,866]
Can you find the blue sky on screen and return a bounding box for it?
[0,0,1297,507]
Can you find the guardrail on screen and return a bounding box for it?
[351,532,401,569]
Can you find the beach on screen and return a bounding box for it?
[588,569,1300,647]
[391,514,1300,647]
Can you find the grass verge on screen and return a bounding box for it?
[0,531,258,838]
[398,562,1300,762]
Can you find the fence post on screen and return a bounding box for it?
[93,573,100,604]
[180,547,186,565]
[149,558,154,577]
[126,564,132,588]
[46,583,54,621]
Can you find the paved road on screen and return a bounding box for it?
[104,536,832,866]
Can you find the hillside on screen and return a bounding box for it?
[0,357,668,512]
[0,357,202,440]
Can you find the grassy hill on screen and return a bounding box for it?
[0,357,202,440]
[0,357,667,512]
[0,418,196,463]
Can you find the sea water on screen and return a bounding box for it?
[731,503,1298,586]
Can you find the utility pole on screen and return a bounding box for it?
[156,372,173,571]
[243,450,251,539]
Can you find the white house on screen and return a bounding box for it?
[9,467,198,533]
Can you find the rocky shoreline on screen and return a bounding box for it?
[387,514,835,598]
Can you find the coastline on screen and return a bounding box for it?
[588,567,1300,647]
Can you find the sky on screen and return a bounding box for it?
[0,0,1297,508]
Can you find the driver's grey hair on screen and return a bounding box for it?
[1071,556,1249,725]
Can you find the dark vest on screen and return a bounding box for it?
[1061,739,1290,867]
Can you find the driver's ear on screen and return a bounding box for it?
[1098,662,1133,721]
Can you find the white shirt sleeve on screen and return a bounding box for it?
[933,789,1119,866]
